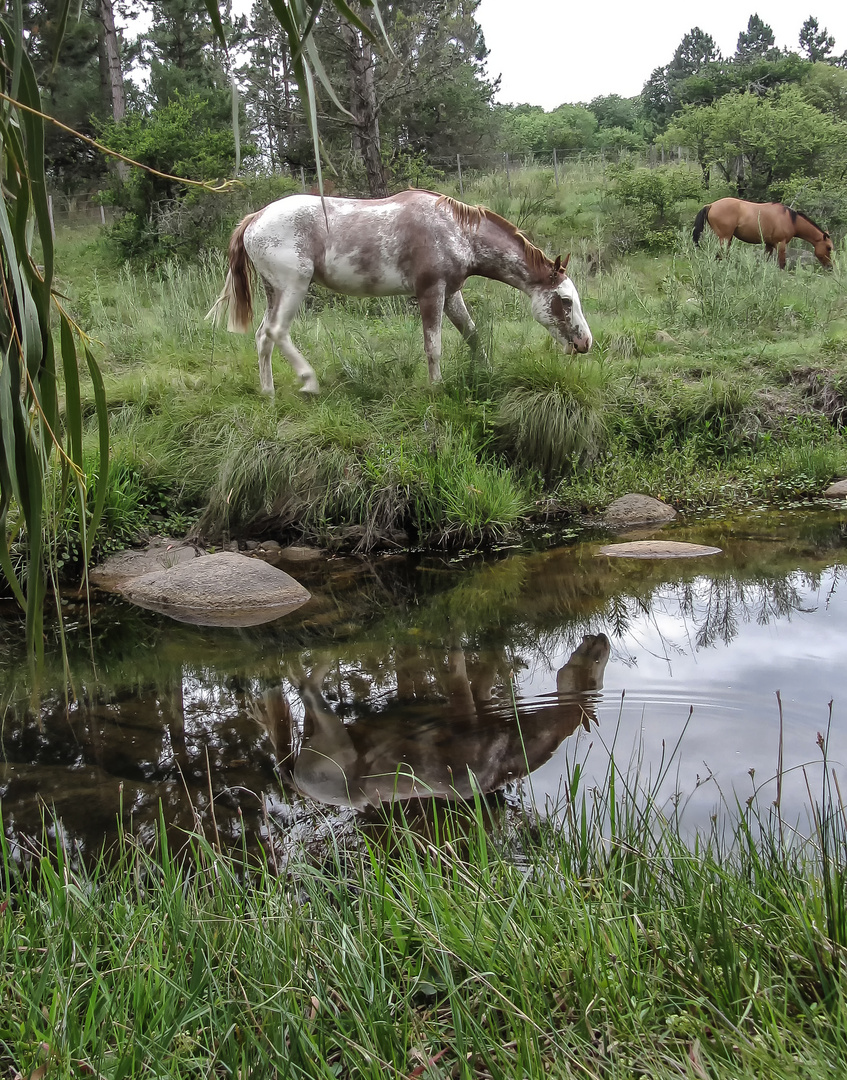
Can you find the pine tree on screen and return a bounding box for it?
[241,0,302,172]
[23,0,112,189]
[799,16,835,62]
[669,28,720,80]
[735,15,777,62]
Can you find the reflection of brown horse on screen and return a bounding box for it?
[693,197,833,269]
[253,635,610,811]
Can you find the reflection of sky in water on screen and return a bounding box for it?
[520,569,846,829]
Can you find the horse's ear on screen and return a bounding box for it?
[562,253,571,272]
[553,255,562,273]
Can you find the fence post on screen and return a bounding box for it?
[456,153,463,197]
[552,147,559,188]
[300,166,306,192]
[100,203,106,226]
[504,152,512,197]
[660,144,665,165]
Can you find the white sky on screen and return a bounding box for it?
[476,0,847,108]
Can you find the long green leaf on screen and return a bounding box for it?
[202,0,227,48]
[59,315,83,469]
[83,344,109,563]
[49,0,73,78]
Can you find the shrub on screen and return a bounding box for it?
[495,352,609,477]
[608,162,702,250]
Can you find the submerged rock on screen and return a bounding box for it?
[597,540,721,559]
[121,551,311,626]
[603,494,677,529]
[273,544,326,563]
[89,539,199,591]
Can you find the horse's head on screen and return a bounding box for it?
[814,232,834,269]
[530,254,592,353]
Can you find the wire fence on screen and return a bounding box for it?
[47,145,698,233]
[46,191,119,229]
[424,146,694,196]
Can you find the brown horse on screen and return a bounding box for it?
[693,197,833,269]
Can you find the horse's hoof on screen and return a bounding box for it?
[300,378,320,395]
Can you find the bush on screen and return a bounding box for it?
[608,162,702,250]
[100,93,261,261]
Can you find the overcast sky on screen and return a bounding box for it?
[476,0,847,109]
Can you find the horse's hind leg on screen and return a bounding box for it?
[777,241,787,269]
[263,275,319,394]
[255,283,278,394]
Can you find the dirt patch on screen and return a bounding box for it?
[787,367,847,426]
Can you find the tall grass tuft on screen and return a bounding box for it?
[681,233,840,333]
[0,21,109,665]
[495,350,609,477]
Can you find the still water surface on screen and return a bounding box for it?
[2,506,846,855]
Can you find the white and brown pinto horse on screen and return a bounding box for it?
[208,189,592,394]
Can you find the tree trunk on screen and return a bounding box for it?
[340,17,388,198]
[96,0,127,181]
[97,0,125,122]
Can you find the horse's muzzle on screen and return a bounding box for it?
[573,335,592,354]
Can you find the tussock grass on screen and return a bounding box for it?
[495,351,609,476]
[3,741,847,1080]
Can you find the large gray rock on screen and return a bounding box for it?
[121,551,311,627]
[823,478,847,498]
[603,494,677,529]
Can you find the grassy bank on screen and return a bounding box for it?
[3,754,847,1079]
[50,165,847,563]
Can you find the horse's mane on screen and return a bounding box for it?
[788,207,827,235]
[435,195,553,273]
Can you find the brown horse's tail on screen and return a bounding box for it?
[692,204,711,246]
[205,210,263,332]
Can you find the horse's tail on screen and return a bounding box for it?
[692,204,711,246]
[206,210,263,332]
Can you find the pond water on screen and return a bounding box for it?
[2,505,846,858]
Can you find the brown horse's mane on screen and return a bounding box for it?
[435,194,553,273]
[788,207,827,236]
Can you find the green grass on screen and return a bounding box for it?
[3,741,847,1080]
[39,164,847,563]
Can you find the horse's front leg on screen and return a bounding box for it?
[445,290,486,361]
[777,241,787,269]
[417,283,446,383]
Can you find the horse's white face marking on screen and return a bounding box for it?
[531,274,592,353]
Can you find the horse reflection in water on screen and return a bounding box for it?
[253,634,610,811]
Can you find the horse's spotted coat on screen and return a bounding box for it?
[209,189,592,394]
